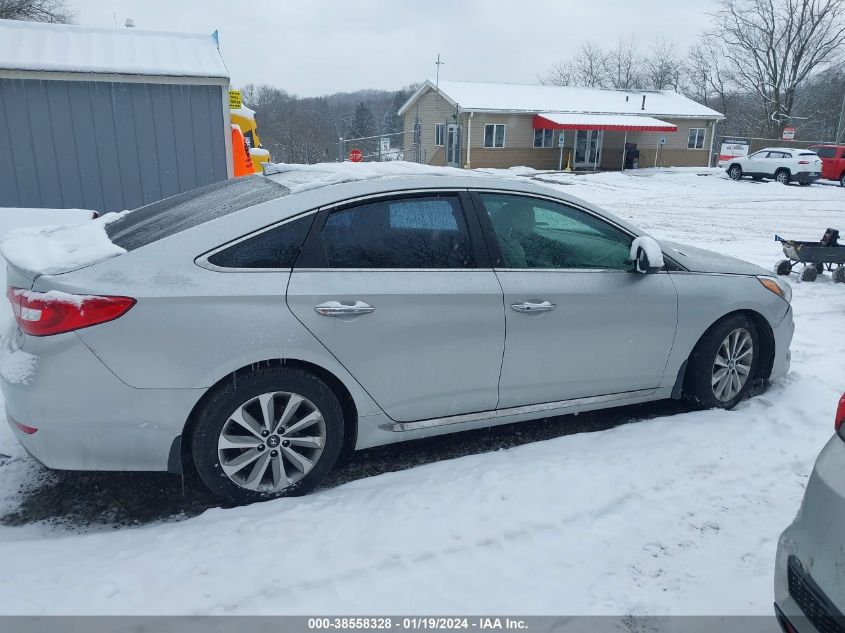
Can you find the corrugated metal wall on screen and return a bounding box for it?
[0,78,229,212]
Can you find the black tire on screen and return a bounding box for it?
[728,165,743,180]
[191,367,345,505]
[774,259,793,276]
[683,314,759,410]
[840,173,845,187]
[801,266,818,282]
[775,169,791,185]
[833,266,845,283]
[815,262,825,274]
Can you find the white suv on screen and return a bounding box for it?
[725,147,822,186]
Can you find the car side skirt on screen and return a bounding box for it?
[379,388,658,432]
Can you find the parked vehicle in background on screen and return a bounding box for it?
[0,165,794,505]
[808,144,845,186]
[725,148,822,185]
[775,392,845,633]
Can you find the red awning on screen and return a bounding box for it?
[533,113,677,132]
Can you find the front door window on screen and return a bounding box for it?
[574,130,603,168]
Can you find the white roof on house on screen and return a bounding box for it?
[400,80,723,119]
[0,19,229,79]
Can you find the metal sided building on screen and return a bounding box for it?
[0,19,233,213]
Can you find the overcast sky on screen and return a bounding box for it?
[71,0,718,96]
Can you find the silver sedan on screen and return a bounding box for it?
[2,166,794,504]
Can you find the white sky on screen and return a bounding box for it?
[70,0,718,97]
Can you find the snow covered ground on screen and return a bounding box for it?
[0,169,843,616]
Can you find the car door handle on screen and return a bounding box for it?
[510,300,556,313]
[314,301,375,317]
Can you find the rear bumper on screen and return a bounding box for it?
[775,436,845,632]
[794,172,821,183]
[1,329,203,472]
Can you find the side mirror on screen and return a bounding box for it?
[629,236,665,274]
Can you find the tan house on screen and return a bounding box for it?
[399,80,724,171]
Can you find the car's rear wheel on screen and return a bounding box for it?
[839,173,845,187]
[683,314,758,410]
[191,367,344,504]
[775,169,791,185]
[728,165,743,180]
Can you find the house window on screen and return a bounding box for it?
[484,124,506,148]
[534,129,555,148]
[688,128,706,149]
[435,123,445,147]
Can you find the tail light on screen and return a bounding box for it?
[837,393,845,440]
[798,160,810,164]
[6,288,135,336]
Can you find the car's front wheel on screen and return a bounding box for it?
[728,165,743,180]
[683,314,758,410]
[191,367,345,504]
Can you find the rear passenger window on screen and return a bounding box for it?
[319,196,474,268]
[207,214,314,269]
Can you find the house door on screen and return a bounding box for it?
[574,130,603,169]
[446,124,462,166]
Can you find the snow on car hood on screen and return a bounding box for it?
[0,211,128,276]
[660,240,770,276]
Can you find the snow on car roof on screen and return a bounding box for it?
[264,161,484,193]
[0,19,228,79]
[400,80,724,119]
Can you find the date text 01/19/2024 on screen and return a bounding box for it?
[307,618,528,630]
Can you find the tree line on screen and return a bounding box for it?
[541,0,845,141]
[238,85,416,164]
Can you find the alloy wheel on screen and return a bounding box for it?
[217,391,326,492]
[711,328,754,402]
[776,171,790,184]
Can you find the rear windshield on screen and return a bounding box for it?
[106,176,290,251]
[811,147,836,158]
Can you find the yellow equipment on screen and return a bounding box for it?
[229,89,271,172]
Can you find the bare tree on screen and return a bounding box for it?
[539,60,574,86]
[643,38,683,90]
[603,37,642,89]
[571,42,607,87]
[709,0,845,137]
[0,0,73,22]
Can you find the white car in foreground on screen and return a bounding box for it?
[725,148,822,186]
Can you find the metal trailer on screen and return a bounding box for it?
[774,232,845,282]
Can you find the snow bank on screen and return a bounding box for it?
[0,212,128,275]
[265,161,480,193]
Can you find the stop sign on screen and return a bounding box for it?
[349,148,363,162]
